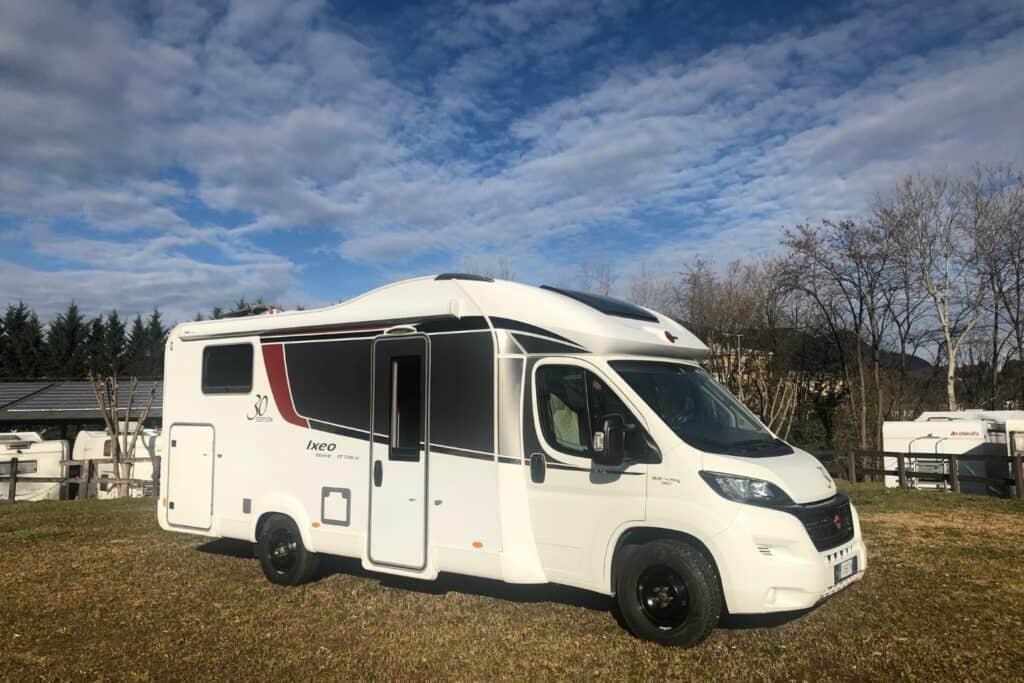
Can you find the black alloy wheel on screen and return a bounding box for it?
[615,539,722,647]
[636,564,690,629]
[256,514,320,586]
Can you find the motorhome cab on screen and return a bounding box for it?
[158,275,865,646]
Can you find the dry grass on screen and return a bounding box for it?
[2,484,1023,681]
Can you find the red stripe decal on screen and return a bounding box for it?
[261,343,308,428]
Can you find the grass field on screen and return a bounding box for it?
[2,484,1023,681]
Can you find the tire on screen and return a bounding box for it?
[256,514,320,586]
[615,539,722,646]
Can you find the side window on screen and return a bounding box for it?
[535,365,590,456]
[536,364,656,461]
[389,356,422,461]
[202,344,253,394]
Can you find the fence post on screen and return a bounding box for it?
[7,457,17,502]
[80,460,92,501]
[848,451,857,483]
[897,452,907,489]
[152,456,161,496]
[949,453,959,493]
[1014,453,1023,500]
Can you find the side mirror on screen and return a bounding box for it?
[594,414,626,467]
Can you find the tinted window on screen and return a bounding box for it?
[540,285,658,322]
[610,361,792,457]
[535,365,657,461]
[536,365,590,455]
[202,344,253,394]
[390,356,422,461]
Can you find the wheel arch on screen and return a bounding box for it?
[250,496,315,550]
[606,525,726,607]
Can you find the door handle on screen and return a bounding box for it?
[530,453,546,484]
[373,460,383,487]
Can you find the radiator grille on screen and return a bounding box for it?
[791,495,855,551]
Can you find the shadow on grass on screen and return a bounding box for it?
[194,538,815,629]
[195,538,613,612]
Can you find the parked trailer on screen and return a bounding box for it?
[882,411,1024,497]
[158,274,866,646]
[1,432,68,501]
[72,428,162,498]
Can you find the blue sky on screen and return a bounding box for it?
[2,0,1023,323]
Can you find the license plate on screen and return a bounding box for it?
[834,556,857,584]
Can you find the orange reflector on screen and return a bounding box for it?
[161,497,167,507]
[312,522,321,528]
[472,541,483,549]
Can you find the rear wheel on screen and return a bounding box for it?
[256,514,319,586]
[615,539,721,646]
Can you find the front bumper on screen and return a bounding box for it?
[711,500,868,614]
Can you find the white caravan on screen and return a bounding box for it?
[73,428,162,498]
[882,410,1024,496]
[0,432,68,501]
[158,275,865,646]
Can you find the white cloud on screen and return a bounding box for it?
[0,0,1023,317]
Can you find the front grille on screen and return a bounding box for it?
[789,494,855,551]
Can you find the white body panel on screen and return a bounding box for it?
[882,412,1022,496]
[72,429,161,499]
[166,424,215,528]
[158,276,865,615]
[1,432,67,501]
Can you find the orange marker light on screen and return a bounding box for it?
[312,522,321,528]
[472,541,483,549]
[161,497,167,507]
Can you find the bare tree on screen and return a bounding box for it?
[578,261,615,295]
[784,220,891,449]
[984,167,1024,407]
[461,256,516,280]
[890,173,988,410]
[628,264,675,313]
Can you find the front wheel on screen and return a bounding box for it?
[256,514,320,586]
[615,539,722,646]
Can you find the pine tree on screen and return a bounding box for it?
[144,308,168,377]
[125,314,148,376]
[0,302,45,378]
[83,316,106,375]
[47,303,88,377]
[103,310,127,375]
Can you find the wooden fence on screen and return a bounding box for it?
[1,456,160,502]
[845,449,1024,498]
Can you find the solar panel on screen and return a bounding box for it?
[0,382,52,409]
[5,381,163,413]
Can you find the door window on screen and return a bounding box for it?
[389,356,422,461]
[535,364,657,462]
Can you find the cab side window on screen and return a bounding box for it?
[535,364,658,462]
[535,365,590,455]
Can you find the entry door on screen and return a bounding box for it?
[166,423,215,529]
[368,336,429,569]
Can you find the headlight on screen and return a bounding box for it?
[699,471,794,508]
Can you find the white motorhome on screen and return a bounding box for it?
[158,275,865,646]
[882,410,1024,496]
[0,432,68,501]
[73,428,162,498]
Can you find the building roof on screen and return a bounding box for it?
[0,380,163,424]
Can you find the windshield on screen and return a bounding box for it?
[609,360,792,458]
